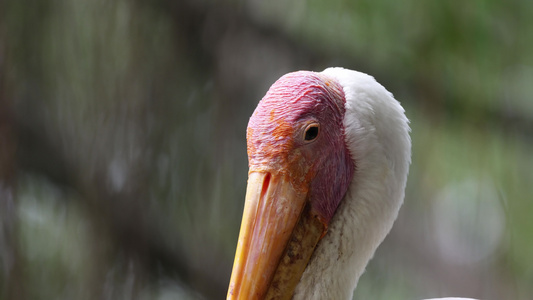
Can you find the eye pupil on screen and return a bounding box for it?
[304,126,319,141]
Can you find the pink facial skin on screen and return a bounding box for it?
[247,71,355,225]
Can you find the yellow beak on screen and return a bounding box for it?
[227,172,326,300]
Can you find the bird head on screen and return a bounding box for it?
[228,71,356,299]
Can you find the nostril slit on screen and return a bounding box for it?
[261,173,271,200]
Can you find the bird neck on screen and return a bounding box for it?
[293,143,405,300]
[293,68,411,300]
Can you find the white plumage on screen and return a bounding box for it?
[227,67,476,300]
[294,68,411,299]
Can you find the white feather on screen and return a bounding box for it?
[293,68,411,299]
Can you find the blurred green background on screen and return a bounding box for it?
[1,0,532,299]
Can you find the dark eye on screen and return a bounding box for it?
[304,124,320,142]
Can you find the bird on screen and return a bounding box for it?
[226,67,473,300]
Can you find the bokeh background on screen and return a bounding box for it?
[1,0,532,299]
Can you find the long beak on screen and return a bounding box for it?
[227,172,327,300]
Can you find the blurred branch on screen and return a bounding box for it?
[154,0,321,69]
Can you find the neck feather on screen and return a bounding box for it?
[293,68,411,300]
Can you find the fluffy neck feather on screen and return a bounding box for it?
[293,68,412,300]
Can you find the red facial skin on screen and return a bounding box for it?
[246,71,355,225]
